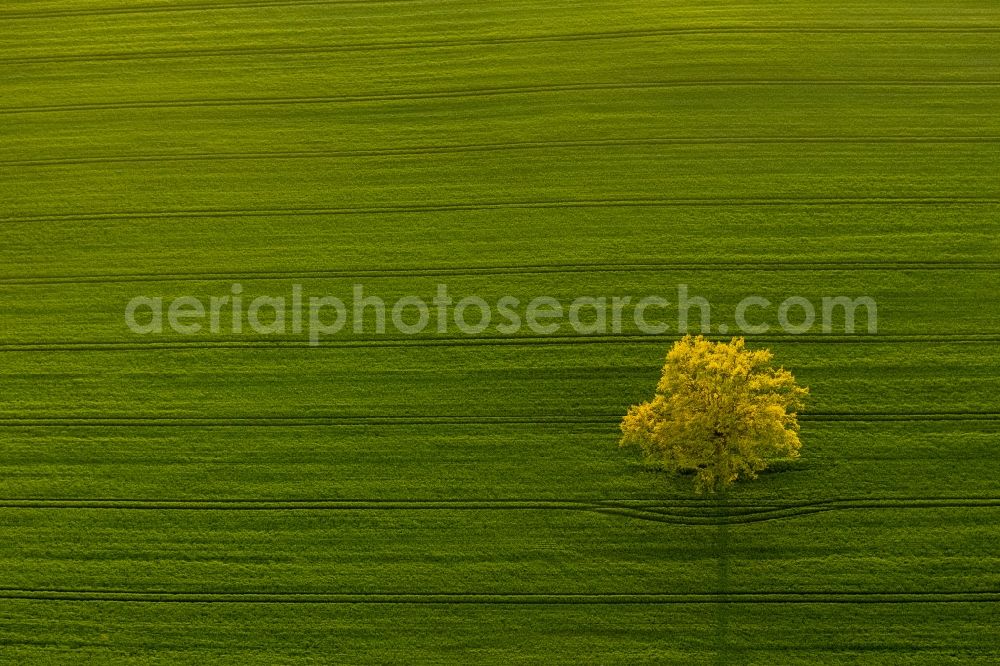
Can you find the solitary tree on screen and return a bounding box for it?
[620,335,808,493]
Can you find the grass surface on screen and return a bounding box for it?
[1,0,999,662]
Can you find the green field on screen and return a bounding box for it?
[1,0,999,662]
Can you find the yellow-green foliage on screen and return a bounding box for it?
[621,336,808,493]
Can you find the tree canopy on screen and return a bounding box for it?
[620,335,808,493]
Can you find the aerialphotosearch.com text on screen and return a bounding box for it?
[125,283,877,344]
